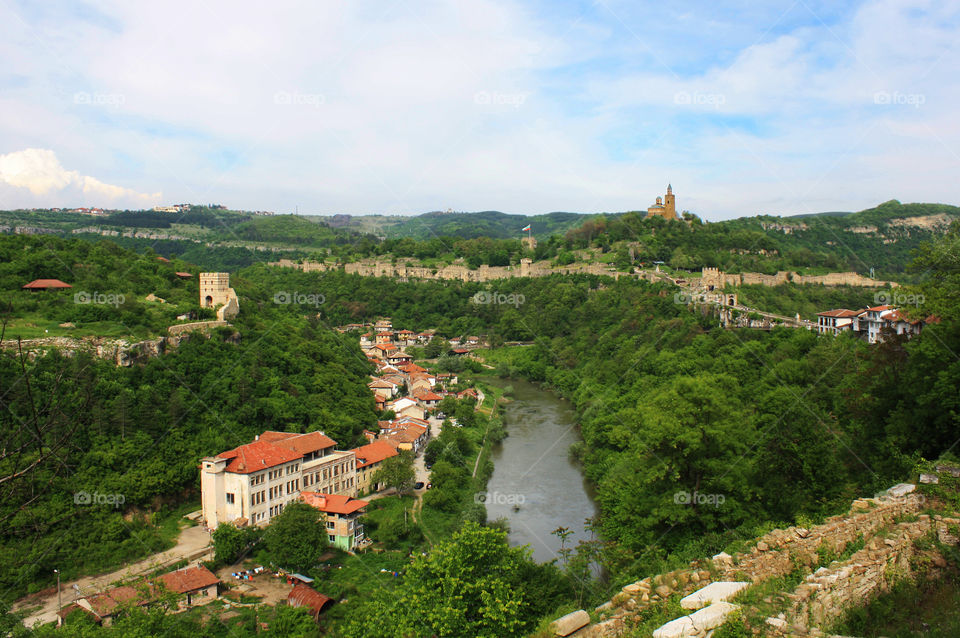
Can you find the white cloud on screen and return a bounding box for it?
[0,148,160,206]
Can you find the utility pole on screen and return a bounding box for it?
[54,569,61,622]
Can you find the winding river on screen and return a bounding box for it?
[484,378,598,564]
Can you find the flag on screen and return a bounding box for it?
[521,224,531,232]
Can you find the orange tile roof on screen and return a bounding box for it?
[218,440,302,474]
[415,391,443,401]
[261,430,337,455]
[817,308,860,317]
[22,278,72,289]
[156,565,219,594]
[350,440,399,469]
[300,492,368,515]
[85,586,145,617]
[866,304,894,312]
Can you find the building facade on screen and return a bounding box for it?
[200,431,356,530]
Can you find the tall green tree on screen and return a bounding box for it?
[263,502,327,571]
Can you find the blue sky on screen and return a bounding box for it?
[0,0,958,220]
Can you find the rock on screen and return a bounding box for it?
[689,602,740,632]
[551,610,590,637]
[887,483,916,498]
[59,322,75,328]
[795,527,810,538]
[594,601,613,613]
[766,617,788,629]
[712,551,733,564]
[933,555,948,568]
[920,473,940,484]
[641,592,649,603]
[680,582,750,610]
[936,464,960,477]
[652,615,695,638]
[690,572,700,583]
[655,585,672,598]
[757,541,770,551]
[622,583,641,595]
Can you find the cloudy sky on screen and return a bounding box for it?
[1,0,958,220]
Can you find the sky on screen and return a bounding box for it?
[0,0,958,221]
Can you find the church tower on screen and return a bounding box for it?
[664,184,676,219]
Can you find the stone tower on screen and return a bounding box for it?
[200,272,231,308]
[665,184,676,218]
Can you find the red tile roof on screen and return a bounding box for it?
[156,565,219,594]
[287,583,333,615]
[22,278,72,289]
[300,492,368,515]
[85,586,145,617]
[817,308,860,318]
[175,271,192,278]
[415,391,443,401]
[350,440,399,469]
[261,430,337,455]
[866,304,894,312]
[218,440,302,474]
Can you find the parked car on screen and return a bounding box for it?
[414,481,425,490]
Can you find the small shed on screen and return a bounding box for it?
[287,583,333,621]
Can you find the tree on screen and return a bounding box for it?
[212,522,261,566]
[344,522,538,637]
[263,502,327,571]
[371,451,416,495]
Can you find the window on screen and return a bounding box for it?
[226,493,235,504]
[327,521,334,529]
[328,535,335,542]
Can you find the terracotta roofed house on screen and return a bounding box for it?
[22,278,72,290]
[816,308,860,336]
[300,492,369,550]
[156,565,219,607]
[350,439,399,494]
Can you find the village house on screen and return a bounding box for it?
[300,492,369,551]
[388,397,426,420]
[380,418,430,454]
[368,378,399,399]
[155,565,220,608]
[350,439,399,494]
[386,351,413,366]
[816,308,860,336]
[200,431,357,530]
[414,390,443,410]
[370,343,397,360]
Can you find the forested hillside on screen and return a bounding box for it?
[0,239,379,600]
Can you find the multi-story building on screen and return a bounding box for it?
[300,492,369,551]
[350,439,399,495]
[200,431,356,530]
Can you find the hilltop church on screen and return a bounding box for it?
[646,184,678,220]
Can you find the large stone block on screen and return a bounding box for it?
[680,581,750,610]
[551,610,590,637]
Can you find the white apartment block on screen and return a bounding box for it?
[201,430,357,530]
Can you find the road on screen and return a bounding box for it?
[14,513,212,628]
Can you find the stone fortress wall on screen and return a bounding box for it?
[558,474,960,638]
[269,259,893,289]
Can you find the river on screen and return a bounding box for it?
[484,378,598,564]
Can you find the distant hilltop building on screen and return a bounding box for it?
[646,184,678,220]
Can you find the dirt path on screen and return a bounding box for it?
[14,512,212,628]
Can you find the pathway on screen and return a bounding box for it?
[14,512,212,628]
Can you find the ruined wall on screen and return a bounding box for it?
[581,485,954,637]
